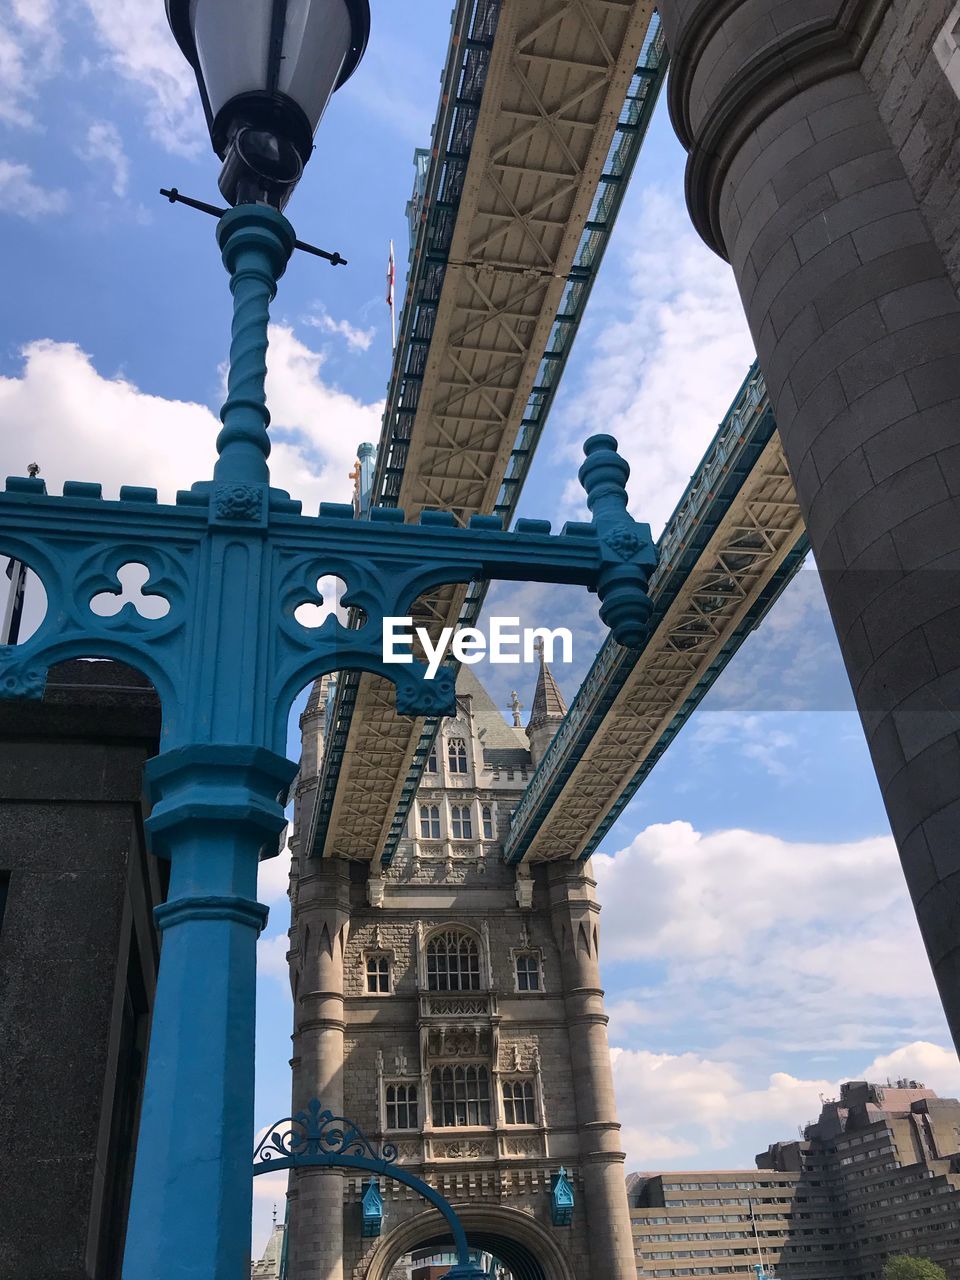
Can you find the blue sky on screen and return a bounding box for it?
[1,0,957,1258]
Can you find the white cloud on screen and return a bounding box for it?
[614,1042,960,1173]
[861,1043,960,1099]
[611,1047,829,1165]
[595,822,902,963]
[0,161,67,218]
[558,187,755,536]
[596,822,944,1056]
[0,0,61,128]
[0,328,380,509]
[77,121,129,197]
[258,933,291,983]
[303,307,375,353]
[258,836,292,905]
[81,0,204,155]
[258,324,385,502]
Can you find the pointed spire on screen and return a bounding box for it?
[525,640,568,768]
[526,639,568,731]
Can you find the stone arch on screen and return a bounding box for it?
[359,1202,575,1280]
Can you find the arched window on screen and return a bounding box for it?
[515,952,541,992]
[426,930,481,991]
[502,1079,536,1125]
[447,736,467,773]
[385,1082,418,1130]
[450,803,472,839]
[431,1065,490,1126]
[419,804,440,839]
[481,804,494,840]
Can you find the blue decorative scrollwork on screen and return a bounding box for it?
[253,1099,398,1171]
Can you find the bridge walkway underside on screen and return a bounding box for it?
[309,0,664,864]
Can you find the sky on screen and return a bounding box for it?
[1,0,957,1261]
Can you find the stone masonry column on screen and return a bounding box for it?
[661,0,960,1052]
[548,861,635,1279]
[289,857,351,1280]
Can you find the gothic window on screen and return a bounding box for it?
[431,1065,491,1126]
[426,747,438,774]
[481,805,494,840]
[447,736,468,773]
[502,1079,536,1125]
[515,952,541,992]
[366,954,391,994]
[426,930,481,991]
[385,1082,418,1130]
[450,804,473,840]
[419,804,441,839]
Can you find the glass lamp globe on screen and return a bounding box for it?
[166,0,369,204]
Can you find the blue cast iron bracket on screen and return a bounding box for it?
[0,202,656,1280]
[0,450,656,753]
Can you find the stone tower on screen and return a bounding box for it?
[286,668,635,1280]
[661,0,960,1053]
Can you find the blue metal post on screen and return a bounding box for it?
[124,747,296,1278]
[121,204,300,1277]
[213,205,296,488]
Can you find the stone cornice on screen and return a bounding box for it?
[665,0,889,255]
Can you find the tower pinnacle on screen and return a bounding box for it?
[526,641,568,766]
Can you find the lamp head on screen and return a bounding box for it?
[166,0,370,208]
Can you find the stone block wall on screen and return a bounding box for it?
[864,1,960,294]
[661,0,960,1054]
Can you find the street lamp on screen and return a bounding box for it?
[166,0,369,208]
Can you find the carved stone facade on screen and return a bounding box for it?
[286,665,635,1280]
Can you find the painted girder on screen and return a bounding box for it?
[504,372,809,864]
[315,0,660,862]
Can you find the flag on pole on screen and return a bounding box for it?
[386,239,396,351]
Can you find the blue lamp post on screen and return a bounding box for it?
[0,6,657,1278]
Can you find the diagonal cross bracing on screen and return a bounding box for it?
[503,365,810,865]
[309,0,666,864]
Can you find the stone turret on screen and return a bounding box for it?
[525,640,568,767]
[660,0,960,1055]
[252,1211,286,1279]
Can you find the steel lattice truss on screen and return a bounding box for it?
[507,432,807,863]
[312,0,659,862]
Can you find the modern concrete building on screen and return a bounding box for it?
[660,0,960,1053]
[286,659,635,1280]
[629,1080,960,1280]
[630,1169,803,1279]
[0,660,163,1280]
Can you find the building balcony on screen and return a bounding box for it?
[418,990,498,1021]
